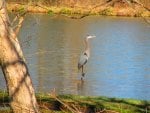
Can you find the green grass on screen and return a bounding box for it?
[0,91,149,113]
[34,94,150,113]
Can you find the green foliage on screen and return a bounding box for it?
[18,6,25,14]
[100,7,115,16]
[60,7,72,14]
[47,9,54,15]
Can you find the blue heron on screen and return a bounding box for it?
[78,35,95,79]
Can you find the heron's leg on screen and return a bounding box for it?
[81,66,85,77]
[81,66,84,81]
[81,77,83,81]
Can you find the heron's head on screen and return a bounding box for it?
[86,35,96,39]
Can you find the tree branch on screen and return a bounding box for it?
[143,17,150,24]
[123,0,150,25]
[11,3,27,36]
[132,0,150,11]
[14,16,24,36]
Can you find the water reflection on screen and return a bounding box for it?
[0,14,150,100]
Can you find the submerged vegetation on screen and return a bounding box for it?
[0,91,149,113]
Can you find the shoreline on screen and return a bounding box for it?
[7,3,150,18]
[0,91,149,113]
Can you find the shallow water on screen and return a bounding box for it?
[0,14,150,100]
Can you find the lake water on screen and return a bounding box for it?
[0,14,150,100]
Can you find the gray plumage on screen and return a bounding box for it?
[78,35,95,79]
[78,52,88,70]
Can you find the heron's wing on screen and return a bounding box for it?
[78,54,88,69]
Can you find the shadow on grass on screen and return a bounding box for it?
[96,97,150,113]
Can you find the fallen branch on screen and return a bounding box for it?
[132,0,150,11]
[91,0,118,9]
[123,0,150,25]
[49,89,81,113]
[143,17,150,24]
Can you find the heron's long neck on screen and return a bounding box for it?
[84,38,90,57]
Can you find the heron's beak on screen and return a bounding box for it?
[86,35,96,39]
[89,35,96,39]
[91,35,96,38]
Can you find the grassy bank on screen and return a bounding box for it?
[0,91,149,113]
[7,2,150,18]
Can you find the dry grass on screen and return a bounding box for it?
[7,2,150,17]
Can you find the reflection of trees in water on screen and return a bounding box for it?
[77,80,84,94]
[34,15,87,93]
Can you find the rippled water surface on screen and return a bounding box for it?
[0,14,150,100]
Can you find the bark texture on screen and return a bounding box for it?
[0,0,39,113]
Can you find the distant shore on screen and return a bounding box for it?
[7,2,150,18]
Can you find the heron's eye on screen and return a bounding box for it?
[84,53,87,56]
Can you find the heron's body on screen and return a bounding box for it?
[78,35,95,79]
[78,52,88,70]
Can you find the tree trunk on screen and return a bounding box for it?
[0,0,39,113]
